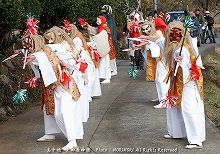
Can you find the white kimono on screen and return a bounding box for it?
[88,26,111,80]
[188,36,205,69]
[87,41,102,97]
[174,46,205,144]
[49,43,90,123]
[154,37,187,138]
[144,41,169,101]
[73,37,102,101]
[31,50,84,141]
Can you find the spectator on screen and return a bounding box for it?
[189,11,205,69]
[147,12,154,23]
[195,9,205,25]
[190,11,200,38]
[204,11,216,43]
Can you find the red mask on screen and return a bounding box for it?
[170,28,183,43]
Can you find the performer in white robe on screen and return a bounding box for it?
[165,21,205,148]
[44,27,90,123]
[87,42,102,97]
[139,22,187,139]
[64,23,101,101]
[73,37,94,102]
[174,47,205,147]
[24,34,84,151]
[136,22,170,105]
[144,42,170,101]
[87,16,116,84]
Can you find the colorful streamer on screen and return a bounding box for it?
[12,89,28,104]
[25,77,37,88]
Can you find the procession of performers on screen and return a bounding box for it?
[135,12,205,149]
[17,6,117,150]
[15,5,205,151]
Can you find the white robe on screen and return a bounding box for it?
[88,26,111,80]
[99,54,111,79]
[48,43,90,123]
[144,41,169,101]
[31,50,84,141]
[188,36,204,69]
[87,42,102,97]
[110,58,117,73]
[174,46,206,144]
[154,38,187,138]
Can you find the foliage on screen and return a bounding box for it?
[203,52,220,129]
[0,0,24,37]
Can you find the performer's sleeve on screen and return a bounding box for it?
[155,37,165,50]
[73,37,83,52]
[31,52,57,87]
[29,63,41,79]
[150,43,161,58]
[174,47,192,84]
[142,45,150,61]
[88,25,98,36]
[174,47,191,69]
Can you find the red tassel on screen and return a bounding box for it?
[79,62,88,73]
[190,55,200,80]
[63,19,72,31]
[160,89,178,108]
[59,63,71,88]
[61,70,71,88]
[25,18,39,37]
[25,77,37,88]
[89,46,100,61]
[77,18,88,27]
[93,51,101,61]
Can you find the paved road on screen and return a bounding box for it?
[0,43,220,154]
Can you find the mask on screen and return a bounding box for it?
[46,33,55,44]
[96,18,102,25]
[22,37,34,50]
[170,28,183,43]
[141,24,151,35]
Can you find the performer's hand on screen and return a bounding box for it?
[176,55,182,62]
[24,55,36,65]
[83,23,89,29]
[132,44,139,50]
[142,39,149,43]
[14,49,22,54]
[139,35,148,39]
[59,60,66,68]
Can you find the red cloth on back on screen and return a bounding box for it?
[154,17,167,35]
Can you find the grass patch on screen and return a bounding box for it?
[203,52,220,129]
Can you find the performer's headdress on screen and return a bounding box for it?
[62,19,78,39]
[140,21,156,36]
[44,26,78,58]
[164,21,190,66]
[97,16,107,33]
[29,35,45,52]
[67,24,78,40]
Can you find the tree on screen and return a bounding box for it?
[0,0,24,52]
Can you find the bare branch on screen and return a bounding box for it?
[216,0,220,7]
[136,0,142,11]
[214,11,220,18]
